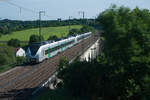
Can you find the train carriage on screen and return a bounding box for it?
[26,32,91,63]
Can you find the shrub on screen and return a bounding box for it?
[29,35,44,43]
[16,56,25,65]
[48,35,58,41]
[7,39,20,47]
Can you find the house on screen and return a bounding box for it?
[14,48,26,57]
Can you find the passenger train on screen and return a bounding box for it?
[26,32,91,63]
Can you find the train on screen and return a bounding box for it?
[26,32,91,63]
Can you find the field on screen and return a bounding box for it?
[0,25,82,41]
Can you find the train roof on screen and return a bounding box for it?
[28,32,91,48]
[29,41,54,46]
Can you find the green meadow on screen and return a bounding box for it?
[0,25,82,41]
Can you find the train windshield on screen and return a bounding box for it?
[29,44,40,56]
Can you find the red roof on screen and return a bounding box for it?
[14,48,20,53]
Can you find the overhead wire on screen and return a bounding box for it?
[0,0,55,19]
[3,1,38,14]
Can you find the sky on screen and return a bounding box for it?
[0,0,150,20]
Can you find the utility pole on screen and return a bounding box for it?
[39,11,45,42]
[79,11,85,55]
[93,16,96,26]
[79,11,85,25]
[69,16,72,32]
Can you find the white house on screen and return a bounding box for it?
[14,48,26,57]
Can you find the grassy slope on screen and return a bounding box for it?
[0,25,82,41]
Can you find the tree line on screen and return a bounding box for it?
[57,5,150,100]
[0,18,96,37]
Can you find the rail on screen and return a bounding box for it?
[31,34,99,96]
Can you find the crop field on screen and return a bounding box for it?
[0,25,82,41]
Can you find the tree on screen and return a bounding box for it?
[0,46,16,66]
[57,5,150,100]
[97,5,150,100]
[47,35,58,41]
[29,35,44,43]
[68,28,80,36]
[7,39,20,47]
[80,25,95,33]
[16,56,25,65]
[57,60,102,99]
[0,19,89,35]
[57,56,69,74]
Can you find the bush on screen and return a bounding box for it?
[16,56,25,65]
[97,5,150,100]
[69,29,80,36]
[0,46,16,66]
[29,35,44,43]
[7,39,20,47]
[80,25,95,33]
[0,33,2,37]
[0,55,9,65]
[48,35,58,41]
[57,56,69,74]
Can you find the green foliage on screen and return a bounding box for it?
[48,35,58,41]
[0,19,95,36]
[57,56,69,75]
[29,35,44,43]
[68,25,96,36]
[69,28,80,36]
[7,39,20,47]
[16,56,25,65]
[57,60,101,99]
[31,87,83,100]
[0,55,10,65]
[80,25,96,33]
[0,46,16,66]
[57,6,150,100]
[0,46,25,72]
[97,5,150,100]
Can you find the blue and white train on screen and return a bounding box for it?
[26,32,91,63]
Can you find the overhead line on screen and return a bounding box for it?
[5,1,38,14]
[1,1,55,19]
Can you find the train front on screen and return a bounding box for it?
[26,43,41,63]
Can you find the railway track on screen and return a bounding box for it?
[0,34,99,100]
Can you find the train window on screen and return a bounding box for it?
[59,40,74,48]
[29,44,40,56]
[45,49,48,55]
[44,40,75,55]
[50,45,60,52]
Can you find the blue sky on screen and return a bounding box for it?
[0,0,150,20]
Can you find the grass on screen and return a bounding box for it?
[0,25,82,41]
